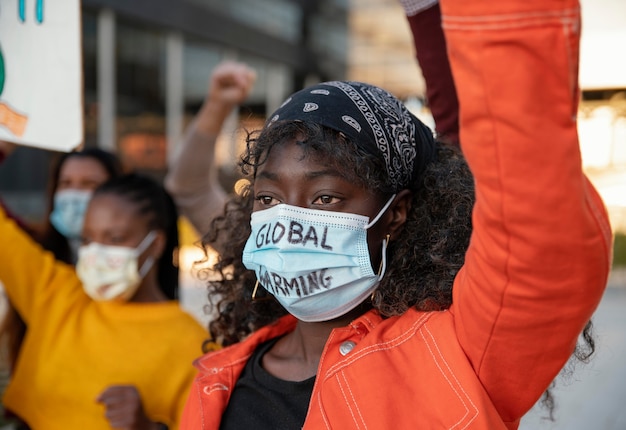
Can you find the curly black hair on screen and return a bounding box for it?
[200,121,473,346]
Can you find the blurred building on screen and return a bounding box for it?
[348,0,424,99]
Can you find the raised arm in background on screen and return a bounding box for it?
[165,61,256,236]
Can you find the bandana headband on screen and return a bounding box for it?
[267,81,437,190]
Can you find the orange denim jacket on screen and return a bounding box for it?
[181,0,612,428]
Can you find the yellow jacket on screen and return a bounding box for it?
[0,207,207,429]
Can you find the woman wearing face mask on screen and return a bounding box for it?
[0,173,207,429]
[0,148,123,427]
[42,148,125,263]
[181,0,612,428]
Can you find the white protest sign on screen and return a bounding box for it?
[0,0,83,152]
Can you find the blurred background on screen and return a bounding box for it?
[1,0,623,232]
[0,1,625,428]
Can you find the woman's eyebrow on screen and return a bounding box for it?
[305,169,345,180]
[256,169,345,181]
[255,171,279,181]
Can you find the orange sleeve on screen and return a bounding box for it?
[441,0,612,421]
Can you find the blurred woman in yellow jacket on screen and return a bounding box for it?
[0,173,207,429]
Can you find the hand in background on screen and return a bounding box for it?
[195,61,256,136]
[164,60,256,236]
[96,385,161,430]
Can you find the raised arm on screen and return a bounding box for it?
[164,61,256,236]
[1,146,79,321]
[0,203,79,324]
[400,0,460,146]
[441,0,612,420]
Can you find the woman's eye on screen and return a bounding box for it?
[314,195,339,205]
[257,195,278,206]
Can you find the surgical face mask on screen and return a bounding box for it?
[76,231,157,302]
[242,196,395,322]
[49,189,93,239]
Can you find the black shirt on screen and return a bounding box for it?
[219,338,316,430]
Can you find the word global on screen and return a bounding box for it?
[254,220,334,250]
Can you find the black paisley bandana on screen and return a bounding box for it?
[267,81,437,190]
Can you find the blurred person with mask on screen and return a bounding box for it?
[40,148,125,263]
[0,170,207,429]
[0,147,124,428]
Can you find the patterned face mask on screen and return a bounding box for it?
[76,231,157,302]
[242,196,394,322]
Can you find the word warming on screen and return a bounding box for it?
[259,267,332,298]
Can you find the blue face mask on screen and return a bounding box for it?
[242,195,395,322]
[49,189,92,239]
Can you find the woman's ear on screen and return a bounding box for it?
[386,189,412,240]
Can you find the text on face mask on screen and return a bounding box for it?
[258,267,332,297]
[255,220,333,250]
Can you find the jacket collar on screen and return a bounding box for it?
[193,309,385,374]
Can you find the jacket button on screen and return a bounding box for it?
[339,340,356,356]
